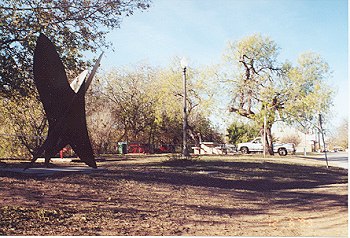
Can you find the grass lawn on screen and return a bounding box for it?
[0,154,347,236]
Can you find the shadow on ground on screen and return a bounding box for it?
[84,159,344,187]
[0,159,347,209]
[0,157,347,235]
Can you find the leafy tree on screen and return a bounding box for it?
[92,62,222,151]
[226,120,260,145]
[150,64,184,145]
[0,93,47,158]
[328,118,348,150]
[279,134,302,147]
[0,0,151,97]
[153,60,220,146]
[337,119,348,149]
[153,113,183,145]
[86,84,117,154]
[221,34,333,155]
[190,114,223,144]
[99,65,158,143]
[0,0,150,158]
[281,52,333,132]
[223,34,286,154]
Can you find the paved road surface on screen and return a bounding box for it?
[301,152,348,169]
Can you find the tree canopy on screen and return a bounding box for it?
[83,62,222,154]
[0,0,151,97]
[226,120,260,145]
[0,0,151,157]
[220,33,333,154]
[0,10,335,159]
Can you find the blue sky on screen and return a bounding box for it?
[101,0,348,129]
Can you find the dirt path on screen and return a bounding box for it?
[0,155,347,236]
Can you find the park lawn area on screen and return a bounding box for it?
[0,154,347,236]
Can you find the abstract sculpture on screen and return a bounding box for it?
[27,34,102,169]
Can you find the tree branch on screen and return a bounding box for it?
[229,107,255,118]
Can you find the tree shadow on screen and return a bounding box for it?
[93,159,347,190]
[0,158,347,218]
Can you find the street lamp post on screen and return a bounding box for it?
[180,58,189,157]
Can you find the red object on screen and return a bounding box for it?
[159,145,169,153]
[128,143,149,153]
[60,148,68,159]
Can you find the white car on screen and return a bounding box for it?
[237,137,296,156]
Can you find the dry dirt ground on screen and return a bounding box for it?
[0,154,347,236]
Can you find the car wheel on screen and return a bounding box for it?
[240,147,249,154]
[278,148,287,156]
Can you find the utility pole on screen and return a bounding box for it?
[181,58,189,158]
[263,105,267,158]
[319,113,329,168]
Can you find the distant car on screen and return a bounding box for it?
[333,146,344,152]
[237,137,296,156]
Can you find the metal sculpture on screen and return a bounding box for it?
[26,33,103,169]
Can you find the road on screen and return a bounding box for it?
[301,152,348,169]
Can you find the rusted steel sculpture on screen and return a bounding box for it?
[26,34,102,169]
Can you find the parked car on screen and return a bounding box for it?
[237,137,296,156]
[333,146,344,152]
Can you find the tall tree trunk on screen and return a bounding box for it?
[266,127,274,155]
[148,124,155,154]
[261,126,274,155]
